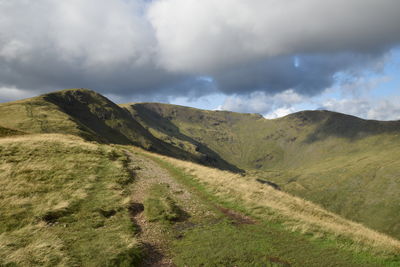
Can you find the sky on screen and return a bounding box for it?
[0,0,400,120]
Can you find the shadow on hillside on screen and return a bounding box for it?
[44,90,242,173]
[44,91,139,144]
[297,111,400,143]
[131,104,243,173]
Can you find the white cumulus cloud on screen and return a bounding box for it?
[220,89,304,115]
[322,97,400,121]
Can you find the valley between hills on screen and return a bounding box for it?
[1,88,400,266]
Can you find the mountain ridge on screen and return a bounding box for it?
[0,88,242,172]
[1,88,400,265]
[1,88,400,239]
[122,98,400,239]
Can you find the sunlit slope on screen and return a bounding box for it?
[125,103,400,170]
[1,90,399,239]
[0,89,240,171]
[126,102,400,239]
[139,148,400,265]
[2,133,399,266]
[0,134,140,266]
[0,92,88,139]
[0,89,163,147]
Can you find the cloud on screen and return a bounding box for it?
[0,0,400,103]
[220,89,304,115]
[0,86,37,103]
[219,75,400,121]
[149,0,400,73]
[212,52,386,95]
[0,0,189,98]
[321,98,400,121]
[265,107,297,119]
[221,90,400,121]
[314,75,400,120]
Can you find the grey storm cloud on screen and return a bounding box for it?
[212,52,386,95]
[0,0,400,100]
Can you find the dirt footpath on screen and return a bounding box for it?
[126,150,210,267]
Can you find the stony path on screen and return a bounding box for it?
[125,150,211,267]
[125,149,257,266]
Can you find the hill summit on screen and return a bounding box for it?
[1,88,400,240]
[0,89,240,172]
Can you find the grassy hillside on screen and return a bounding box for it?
[125,103,400,170]
[0,89,240,172]
[131,147,400,266]
[0,134,140,266]
[0,93,87,138]
[2,132,399,266]
[0,89,173,148]
[125,103,400,239]
[122,102,242,172]
[1,89,400,242]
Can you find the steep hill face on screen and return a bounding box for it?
[0,89,172,148]
[1,89,400,239]
[2,89,400,265]
[0,89,240,172]
[125,102,400,239]
[124,103,400,170]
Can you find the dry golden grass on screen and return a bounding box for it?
[141,149,400,256]
[0,133,96,146]
[0,134,141,266]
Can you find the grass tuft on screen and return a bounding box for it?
[144,184,185,223]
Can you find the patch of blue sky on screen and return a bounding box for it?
[170,47,400,116]
[293,56,300,68]
[310,46,400,104]
[370,47,400,98]
[196,76,214,83]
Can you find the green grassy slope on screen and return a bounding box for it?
[0,89,240,172]
[0,89,173,148]
[2,132,398,266]
[136,149,400,266]
[0,93,87,138]
[0,134,140,266]
[43,89,156,146]
[122,103,243,172]
[126,102,400,239]
[1,89,399,240]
